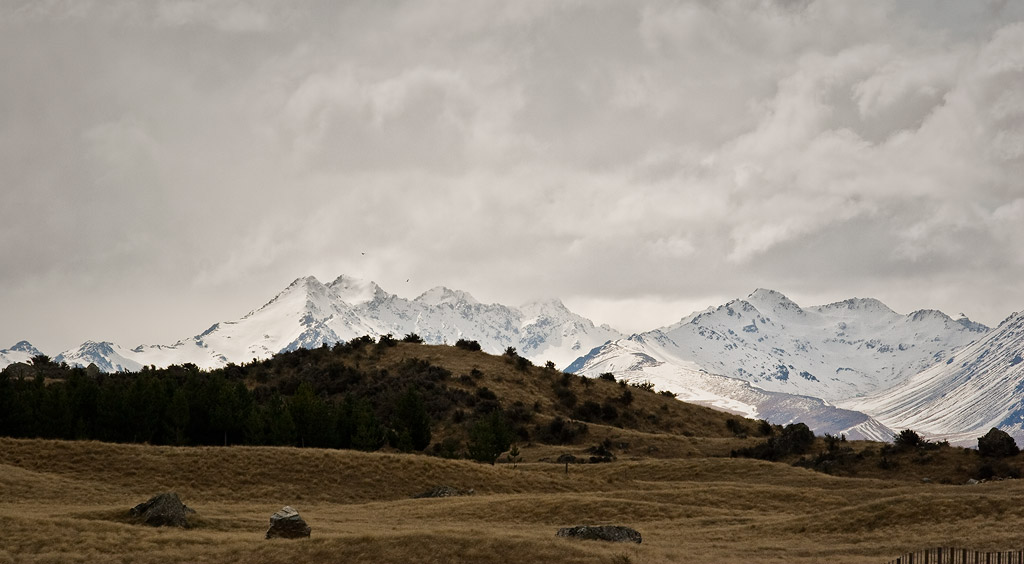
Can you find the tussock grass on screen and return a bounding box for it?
[5,437,1024,563]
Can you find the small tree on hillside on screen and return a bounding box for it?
[467,411,513,465]
[893,429,924,449]
[978,427,1019,458]
[392,387,432,452]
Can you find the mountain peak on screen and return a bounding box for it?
[415,286,479,306]
[818,297,895,315]
[746,288,803,313]
[289,275,323,288]
[9,340,41,354]
[328,274,385,305]
[907,309,952,323]
[520,298,568,315]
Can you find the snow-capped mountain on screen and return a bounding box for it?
[571,337,895,440]
[566,289,989,436]
[570,289,987,401]
[55,341,144,373]
[51,275,623,372]
[841,311,1024,445]
[0,341,44,367]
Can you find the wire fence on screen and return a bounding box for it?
[887,548,1024,564]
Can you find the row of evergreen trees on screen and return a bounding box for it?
[0,358,432,452]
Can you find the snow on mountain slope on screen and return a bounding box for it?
[841,311,1024,445]
[54,341,144,373]
[565,289,990,437]
[572,289,987,402]
[54,275,623,372]
[569,335,894,440]
[330,274,385,305]
[0,341,44,370]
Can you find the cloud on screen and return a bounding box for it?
[2,1,1024,351]
[156,0,276,32]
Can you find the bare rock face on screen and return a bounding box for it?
[129,493,194,528]
[556,525,642,544]
[412,485,475,499]
[265,506,311,539]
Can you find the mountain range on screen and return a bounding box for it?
[3,275,1021,445]
[44,275,623,373]
[566,289,992,441]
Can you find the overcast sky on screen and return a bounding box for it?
[3,0,1024,354]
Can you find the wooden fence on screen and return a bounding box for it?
[888,548,1024,564]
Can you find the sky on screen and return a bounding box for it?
[2,0,1024,355]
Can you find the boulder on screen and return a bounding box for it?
[265,506,311,539]
[129,492,194,528]
[412,485,475,499]
[556,525,642,544]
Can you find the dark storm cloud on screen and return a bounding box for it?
[1,0,1023,353]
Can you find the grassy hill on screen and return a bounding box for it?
[1,339,757,460]
[4,340,1024,563]
[5,437,1024,564]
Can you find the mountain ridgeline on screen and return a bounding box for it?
[5,277,1023,446]
[47,275,622,373]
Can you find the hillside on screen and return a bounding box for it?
[5,436,1024,564]
[0,339,751,462]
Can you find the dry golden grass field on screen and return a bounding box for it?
[4,436,1024,564]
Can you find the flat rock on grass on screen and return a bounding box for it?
[129,492,195,528]
[556,525,642,544]
[265,506,311,539]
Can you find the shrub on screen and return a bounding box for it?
[536,416,588,444]
[431,436,462,459]
[776,423,815,454]
[978,427,1020,458]
[573,400,603,422]
[731,422,815,461]
[598,373,616,383]
[455,339,482,352]
[554,385,577,409]
[378,333,398,347]
[893,429,924,449]
[630,380,655,392]
[401,333,424,344]
[600,402,619,422]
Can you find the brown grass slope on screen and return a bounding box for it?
[5,437,1024,564]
